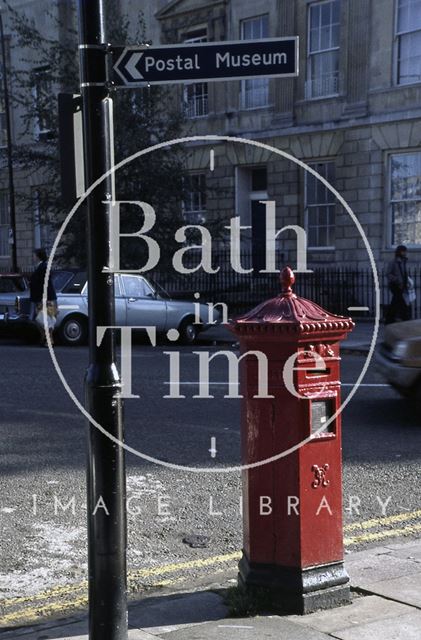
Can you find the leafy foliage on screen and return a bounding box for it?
[6,0,191,268]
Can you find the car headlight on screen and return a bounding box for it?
[392,340,408,360]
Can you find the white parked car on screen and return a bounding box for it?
[10,271,218,346]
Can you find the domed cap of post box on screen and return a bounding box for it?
[231,266,354,337]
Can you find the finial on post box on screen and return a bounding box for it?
[281,266,295,296]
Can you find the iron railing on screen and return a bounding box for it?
[2,259,420,320]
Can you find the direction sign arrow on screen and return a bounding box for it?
[112,37,298,87]
[125,51,144,81]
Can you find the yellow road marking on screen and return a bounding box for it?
[129,551,241,580]
[344,521,421,546]
[0,596,89,625]
[0,553,241,625]
[344,508,421,533]
[2,512,421,626]
[2,581,88,607]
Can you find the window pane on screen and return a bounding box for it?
[309,51,339,96]
[241,16,270,107]
[398,31,421,83]
[310,4,320,29]
[398,2,410,33]
[261,14,269,37]
[310,27,320,51]
[183,28,207,43]
[306,163,335,247]
[391,153,421,200]
[391,153,421,244]
[321,2,331,26]
[307,2,340,97]
[307,173,317,204]
[122,276,144,298]
[331,0,340,23]
[320,25,331,50]
[242,15,269,40]
[183,31,208,117]
[411,0,421,26]
[183,174,207,221]
[308,225,318,246]
[242,20,252,39]
[331,23,340,47]
[392,202,421,244]
[318,225,328,247]
[242,78,269,108]
[185,82,208,117]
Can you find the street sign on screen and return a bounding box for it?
[58,93,85,206]
[112,37,298,87]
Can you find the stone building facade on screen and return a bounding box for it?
[1,0,421,274]
[0,0,76,272]
[152,0,421,273]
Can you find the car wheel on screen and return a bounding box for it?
[178,318,199,345]
[59,315,88,346]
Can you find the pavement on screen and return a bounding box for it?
[1,539,421,639]
[200,319,379,355]
[1,319,393,639]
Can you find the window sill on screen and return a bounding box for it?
[395,80,421,88]
[308,246,336,251]
[301,93,340,103]
[239,103,273,112]
[368,83,421,97]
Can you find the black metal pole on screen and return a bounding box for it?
[77,2,127,639]
[0,12,18,272]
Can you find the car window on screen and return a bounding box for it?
[0,278,17,293]
[147,277,170,300]
[121,275,154,298]
[14,277,27,292]
[0,276,27,293]
[81,275,120,296]
[61,271,87,294]
[52,271,74,292]
[114,275,121,296]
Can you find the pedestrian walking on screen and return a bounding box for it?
[30,248,58,346]
[385,245,414,324]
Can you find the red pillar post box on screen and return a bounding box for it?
[229,267,354,614]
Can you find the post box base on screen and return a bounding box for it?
[238,554,351,614]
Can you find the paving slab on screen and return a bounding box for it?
[384,541,421,562]
[0,618,89,639]
[345,548,421,585]
[358,571,421,608]
[0,629,155,640]
[287,595,414,634]
[129,591,228,636]
[329,610,421,640]
[162,617,330,640]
